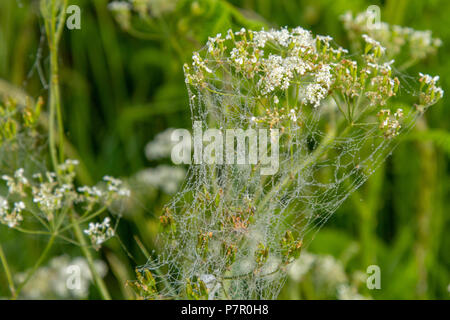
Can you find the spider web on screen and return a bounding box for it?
[142,28,423,300]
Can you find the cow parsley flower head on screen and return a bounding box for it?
[84,217,115,250]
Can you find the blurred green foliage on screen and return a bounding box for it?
[0,0,448,299]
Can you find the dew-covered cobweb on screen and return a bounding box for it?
[140,27,427,300]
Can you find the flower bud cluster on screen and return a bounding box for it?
[377,108,404,138]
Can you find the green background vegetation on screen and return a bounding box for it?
[0,0,448,299]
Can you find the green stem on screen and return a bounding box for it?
[0,244,16,297]
[70,214,112,300]
[37,0,113,301]
[60,206,107,233]
[13,234,56,299]
[44,0,68,171]
[13,227,51,235]
[414,119,435,298]
[220,280,230,299]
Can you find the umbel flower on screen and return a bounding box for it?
[84,217,115,250]
[132,22,442,300]
[0,160,130,250]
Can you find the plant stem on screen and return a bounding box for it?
[222,266,281,281]
[44,0,68,171]
[13,234,56,299]
[220,280,230,299]
[59,206,107,233]
[0,244,16,297]
[415,119,435,298]
[70,214,112,300]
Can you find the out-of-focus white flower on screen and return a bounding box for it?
[104,176,131,198]
[337,284,369,300]
[145,128,187,160]
[289,109,297,122]
[288,251,315,281]
[136,165,186,194]
[342,10,441,61]
[273,96,279,104]
[287,251,370,299]
[15,255,107,299]
[108,1,131,11]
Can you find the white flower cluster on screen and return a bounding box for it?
[137,129,189,196]
[2,168,29,195]
[77,175,130,212]
[362,34,386,56]
[145,128,183,160]
[408,30,442,60]
[304,64,333,107]
[259,54,312,95]
[192,52,213,74]
[108,1,133,30]
[305,83,328,108]
[253,27,314,49]
[184,25,443,138]
[109,0,178,27]
[363,59,399,107]
[104,175,131,197]
[32,175,74,221]
[419,73,440,85]
[184,24,444,143]
[136,165,186,194]
[229,45,263,79]
[0,197,24,228]
[418,72,444,109]
[84,217,115,250]
[185,26,347,112]
[0,160,130,228]
[108,1,132,11]
[377,108,404,138]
